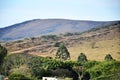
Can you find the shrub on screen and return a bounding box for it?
[9,65,32,78]
[1,53,31,76]
[83,61,100,69]
[87,61,120,79]
[41,35,57,40]
[9,73,31,80]
[104,54,113,61]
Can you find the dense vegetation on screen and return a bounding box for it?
[0,44,120,80]
[0,44,7,65]
[0,53,81,80]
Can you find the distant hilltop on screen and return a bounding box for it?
[0,19,119,41]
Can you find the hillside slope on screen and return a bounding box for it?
[4,22,120,61]
[0,19,118,41]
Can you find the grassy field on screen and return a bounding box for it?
[68,38,120,61]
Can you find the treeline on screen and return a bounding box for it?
[0,44,120,80]
[1,53,81,80]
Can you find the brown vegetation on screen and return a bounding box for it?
[4,23,120,61]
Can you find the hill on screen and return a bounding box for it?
[3,22,120,61]
[0,19,118,41]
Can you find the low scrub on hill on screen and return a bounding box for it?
[83,61,120,80]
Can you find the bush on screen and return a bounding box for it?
[51,68,72,77]
[1,53,31,76]
[104,54,113,61]
[9,65,32,78]
[87,61,120,79]
[9,73,31,80]
[41,35,57,40]
[83,61,100,69]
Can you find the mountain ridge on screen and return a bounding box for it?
[0,19,119,41]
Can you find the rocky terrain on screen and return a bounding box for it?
[3,22,120,61]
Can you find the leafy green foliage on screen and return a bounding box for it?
[9,65,32,78]
[104,54,113,61]
[1,53,120,80]
[86,61,120,80]
[56,45,70,60]
[51,68,72,77]
[77,53,87,63]
[1,53,31,76]
[1,53,81,79]
[8,73,31,80]
[83,61,100,69]
[27,56,52,78]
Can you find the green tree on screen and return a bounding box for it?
[73,66,83,80]
[0,44,7,65]
[1,54,30,76]
[56,44,70,60]
[104,54,113,61]
[77,53,87,63]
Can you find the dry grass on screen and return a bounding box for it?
[67,38,120,61]
[9,38,120,61]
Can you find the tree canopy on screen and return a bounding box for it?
[77,53,87,63]
[56,44,70,60]
[104,54,113,61]
[0,44,7,64]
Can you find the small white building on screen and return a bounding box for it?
[42,77,57,80]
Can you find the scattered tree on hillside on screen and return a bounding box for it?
[54,42,62,47]
[0,44,7,65]
[56,44,70,60]
[77,53,87,63]
[104,54,113,61]
[41,35,57,40]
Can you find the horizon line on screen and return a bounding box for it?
[0,18,120,28]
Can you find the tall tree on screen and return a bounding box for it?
[77,53,87,63]
[56,44,70,60]
[0,44,7,65]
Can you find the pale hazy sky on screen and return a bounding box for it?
[0,0,120,28]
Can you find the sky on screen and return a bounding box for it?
[0,0,120,28]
